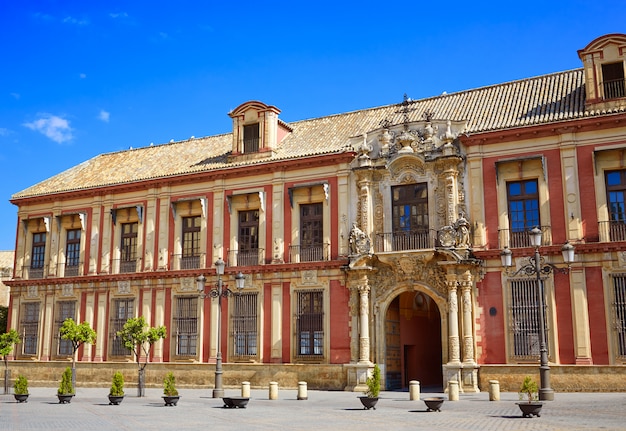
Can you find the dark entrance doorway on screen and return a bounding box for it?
[384,291,442,390]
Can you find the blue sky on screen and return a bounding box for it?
[0,1,624,250]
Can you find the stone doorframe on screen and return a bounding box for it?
[344,256,480,393]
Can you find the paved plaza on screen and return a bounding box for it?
[1,387,625,430]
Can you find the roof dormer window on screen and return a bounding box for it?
[243,123,260,153]
[602,62,625,100]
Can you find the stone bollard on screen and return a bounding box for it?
[269,381,278,400]
[297,381,308,400]
[448,380,459,401]
[241,381,250,398]
[409,380,420,401]
[488,380,500,401]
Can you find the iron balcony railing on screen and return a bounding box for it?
[498,226,552,249]
[375,230,436,252]
[598,220,626,242]
[227,249,265,267]
[22,264,47,279]
[111,258,140,274]
[603,78,626,100]
[288,244,330,263]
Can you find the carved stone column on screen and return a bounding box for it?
[460,271,479,392]
[358,282,371,364]
[443,273,462,392]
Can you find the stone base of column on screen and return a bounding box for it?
[344,362,374,392]
[443,362,480,393]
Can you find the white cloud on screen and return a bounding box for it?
[98,110,110,123]
[109,12,129,19]
[10,92,20,100]
[23,114,73,144]
[0,128,9,136]
[63,16,89,26]
[79,73,86,79]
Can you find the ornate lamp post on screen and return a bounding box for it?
[196,258,245,398]
[500,227,575,401]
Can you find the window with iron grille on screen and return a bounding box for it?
[602,62,625,99]
[296,290,324,357]
[31,232,46,269]
[55,301,76,356]
[611,274,626,358]
[173,297,198,357]
[21,302,40,356]
[110,298,134,356]
[238,210,259,266]
[507,180,539,247]
[120,222,138,272]
[243,123,260,153]
[232,292,258,358]
[300,203,323,262]
[508,279,548,360]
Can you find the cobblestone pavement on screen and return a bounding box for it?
[1,387,625,431]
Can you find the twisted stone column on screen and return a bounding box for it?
[358,282,371,364]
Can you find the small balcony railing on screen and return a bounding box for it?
[25,265,46,279]
[599,220,626,242]
[171,254,205,270]
[498,226,552,249]
[288,244,330,263]
[227,249,265,267]
[603,78,626,100]
[374,230,436,252]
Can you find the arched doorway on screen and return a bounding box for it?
[385,290,442,390]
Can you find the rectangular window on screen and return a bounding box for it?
[21,302,40,356]
[181,216,201,269]
[390,183,430,250]
[55,301,76,356]
[611,274,626,359]
[296,290,323,358]
[120,222,138,273]
[110,298,134,356]
[237,210,259,266]
[243,123,260,153]
[65,229,81,276]
[232,292,258,358]
[30,232,46,278]
[606,170,626,241]
[300,203,324,262]
[602,62,625,99]
[507,180,540,248]
[509,279,548,360]
[173,297,198,357]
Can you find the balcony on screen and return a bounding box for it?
[288,244,330,263]
[599,220,626,242]
[171,254,205,271]
[375,230,436,253]
[498,226,552,249]
[603,78,626,100]
[110,259,140,274]
[227,249,265,267]
[24,265,46,279]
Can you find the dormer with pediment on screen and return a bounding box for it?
[228,101,292,161]
[578,33,626,110]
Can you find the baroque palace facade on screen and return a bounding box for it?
[6,34,626,392]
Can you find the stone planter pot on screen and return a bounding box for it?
[57,394,74,404]
[223,396,250,408]
[163,395,180,406]
[517,401,543,418]
[108,395,125,405]
[13,393,29,403]
[358,396,379,410]
[423,397,444,412]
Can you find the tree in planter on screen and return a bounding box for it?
[14,374,29,402]
[108,371,125,405]
[365,364,381,398]
[58,366,75,403]
[0,329,21,394]
[162,372,179,406]
[59,318,97,389]
[116,316,167,397]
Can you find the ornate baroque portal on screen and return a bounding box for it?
[345,100,482,393]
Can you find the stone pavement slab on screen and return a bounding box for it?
[1,388,625,431]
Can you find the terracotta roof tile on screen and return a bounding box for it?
[13,68,625,200]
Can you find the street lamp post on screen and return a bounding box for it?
[500,227,575,402]
[196,258,245,398]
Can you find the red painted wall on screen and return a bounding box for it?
[576,146,599,242]
[329,279,350,363]
[476,272,506,363]
[586,266,609,364]
[554,271,575,364]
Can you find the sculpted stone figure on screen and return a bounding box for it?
[349,222,371,255]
